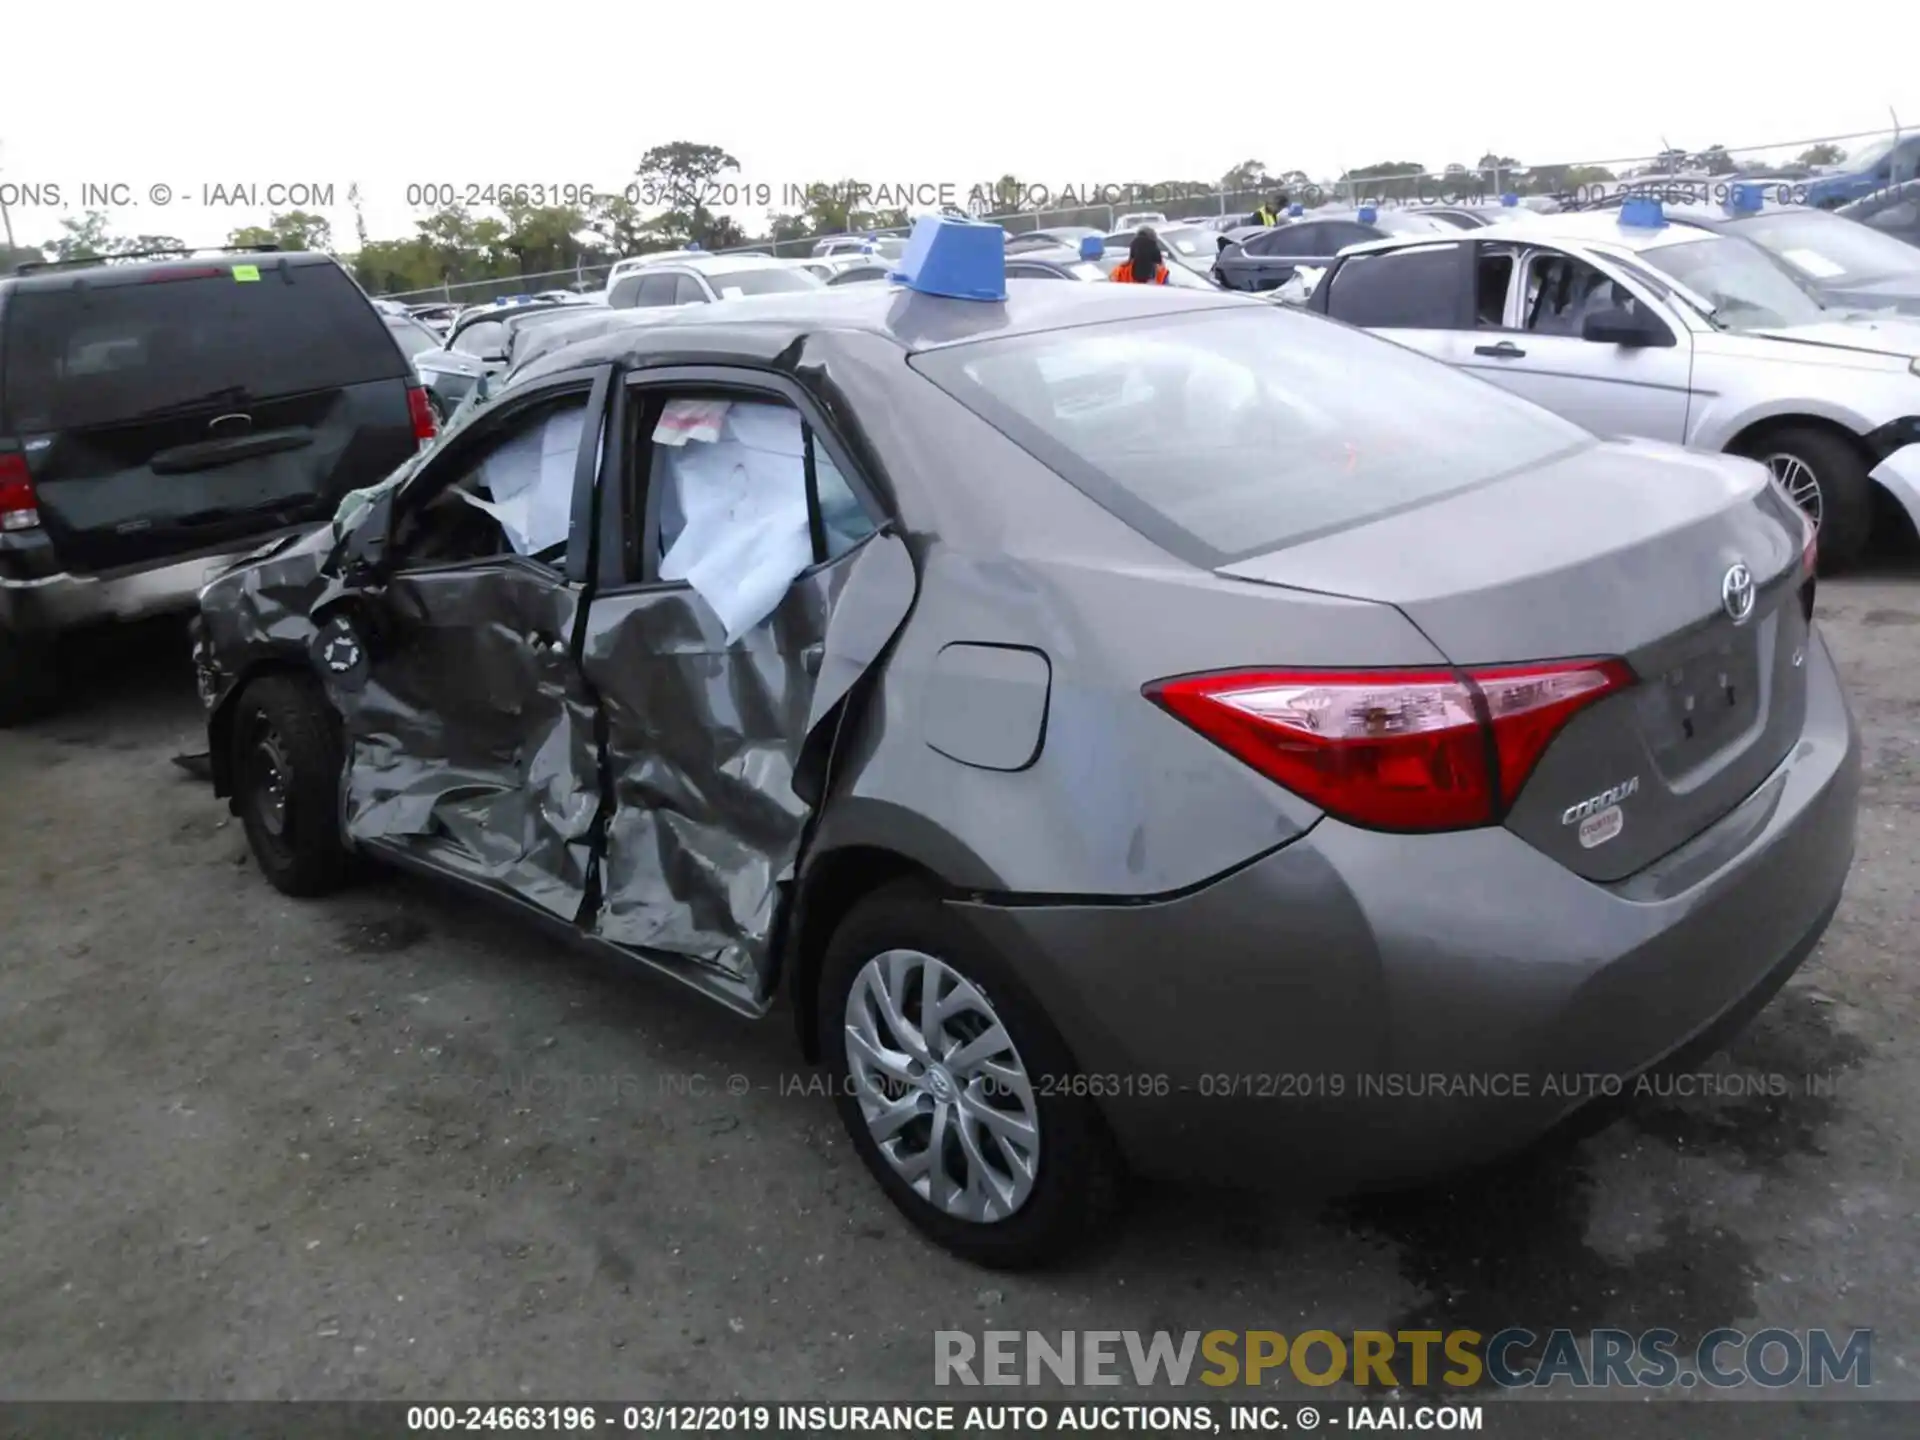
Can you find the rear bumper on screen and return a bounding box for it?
[954,627,1861,1191]
[0,528,315,636]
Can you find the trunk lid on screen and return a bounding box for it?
[1218,438,1811,880]
[1,260,414,575]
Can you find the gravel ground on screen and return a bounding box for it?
[2,559,1917,1416]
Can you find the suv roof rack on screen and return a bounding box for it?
[13,242,284,276]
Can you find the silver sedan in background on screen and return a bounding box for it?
[1309,207,1920,567]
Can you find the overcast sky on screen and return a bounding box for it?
[2,5,1913,253]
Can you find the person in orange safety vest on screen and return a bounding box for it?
[1109,228,1170,284]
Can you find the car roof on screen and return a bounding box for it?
[3,248,336,291]
[511,279,1252,384]
[1841,177,1920,213]
[655,254,812,275]
[1435,210,1719,254]
[457,297,599,329]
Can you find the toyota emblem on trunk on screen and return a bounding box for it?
[1722,562,1756,624]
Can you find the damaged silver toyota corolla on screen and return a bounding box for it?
[193,220,1859,1268]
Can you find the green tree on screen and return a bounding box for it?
[0,242,44,272]
[766,212,813,247]
[46,212,186,262]
[499,202,593,273]
[587,192,649,256]
[1343,161,1428,200]
[227,209,334,252]
[1798,143,1846,167]
[1218,159,1269,193]
[633,142,744,249]
[48,210,114,260]
[1693,145,1736,175]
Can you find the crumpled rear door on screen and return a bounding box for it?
[577,389,915,1006]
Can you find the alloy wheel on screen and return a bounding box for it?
[1766,453,1823,529]
[843,948,1041,1223]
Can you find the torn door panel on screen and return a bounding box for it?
[340,564,597,920]
[582,531,917,991]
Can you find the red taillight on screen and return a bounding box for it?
[1147,659,1634,833]
[0,451,38,532]
[407,385,438,445]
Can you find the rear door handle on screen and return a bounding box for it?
[1473,341,1526,358]
[801,642,824,677]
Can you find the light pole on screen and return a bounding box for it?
[0,139,16,250]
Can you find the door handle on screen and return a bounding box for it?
[1473,341,1526,358]
[800,642,824,677]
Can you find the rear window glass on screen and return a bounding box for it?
[912,307,1590,566]
[1,262,406,432]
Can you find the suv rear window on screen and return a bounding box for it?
[1,261,407,432]
[912,307,1590,566]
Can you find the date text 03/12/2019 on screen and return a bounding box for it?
[404,1403,1486,1433]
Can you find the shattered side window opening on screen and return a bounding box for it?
[644,395,877,642]
[391,393,595,567]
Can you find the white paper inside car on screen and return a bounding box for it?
[458,404,589,557]
[658,401,815,644]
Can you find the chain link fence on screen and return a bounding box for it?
[372,122,1908,301]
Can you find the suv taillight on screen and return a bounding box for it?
[1147,659,1634,832]
[0,452,38,532]
[407,386,438,446]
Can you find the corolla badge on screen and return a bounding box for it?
[1563,776,1638,849]
[1722,562,1756,624]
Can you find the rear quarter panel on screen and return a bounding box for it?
[814,365,1451,899]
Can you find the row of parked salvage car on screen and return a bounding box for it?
[387,183,1920,574]
[0,216,1879,1268]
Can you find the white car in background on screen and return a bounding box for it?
[604,254,825,311]
[1307,203,1920,567]
[1113,211,1168,231]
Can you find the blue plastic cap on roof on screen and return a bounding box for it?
[1078,235,1104,261]
[1619,196,1667,228]
[1728,183,1764,214]
[1288,203,1304,216]
[888,214,1007,301]
[1356,205,1378,224]
[1500,192,1520,206]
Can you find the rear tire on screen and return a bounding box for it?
[1734,425,1873,572]
[230,672,351,897]
[818,880,1123,1269]
[0,629,61,727]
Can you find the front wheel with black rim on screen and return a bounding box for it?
[818,881,1122,1269]
[231,672,352,897]
[1735,425,1874,572]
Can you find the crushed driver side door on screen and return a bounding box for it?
[317,370,612,921]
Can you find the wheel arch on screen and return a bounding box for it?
[208,651,330,802]
[1722,411,1873,468]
